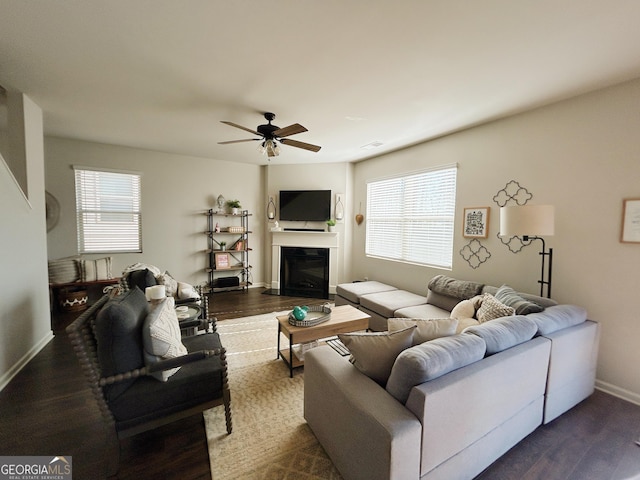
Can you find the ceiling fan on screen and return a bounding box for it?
[219,112,321,158]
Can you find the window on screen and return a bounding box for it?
[74,166,142,253]
[366,165,457,269]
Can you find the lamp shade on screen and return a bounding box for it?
[499,205,555,237]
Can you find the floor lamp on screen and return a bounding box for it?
[500,205,555,298]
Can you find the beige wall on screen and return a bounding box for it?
[0,93,51,390]
[45,138,264,288]
[352,78,640,403]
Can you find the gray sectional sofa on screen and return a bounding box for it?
[304,276,600,480]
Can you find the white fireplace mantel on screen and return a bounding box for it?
[271,231,339,293]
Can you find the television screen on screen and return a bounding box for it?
[279,190,331,221]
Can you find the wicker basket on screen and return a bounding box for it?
[59,289,89,312]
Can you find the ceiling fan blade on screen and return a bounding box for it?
[273,123,308,138]
[221,121,261,136]
[280,138,322,152]
[218,139,260,145]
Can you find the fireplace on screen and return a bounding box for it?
[280,247,329,299]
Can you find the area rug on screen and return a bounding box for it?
[204,310,343,480]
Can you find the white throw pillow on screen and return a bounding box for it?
[388,318,458,345]
[338,326,416,386]
[142,296,187,381]
[476,293,515,323]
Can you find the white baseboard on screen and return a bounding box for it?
[595,379,640,406]
[0,331,54,392]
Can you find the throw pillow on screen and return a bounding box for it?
[48,256,80,284]
[81,257,113,281]
[142,296,188,381]
[450,295,483,319]
[157,271,178,297]
[338,326,416,386]
[388,318,458,345]
[476,294,515,323]
[427,275,484,300]
[495,285,545,315]
[177,281,201,300]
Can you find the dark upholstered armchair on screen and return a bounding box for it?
[66,288,231,476]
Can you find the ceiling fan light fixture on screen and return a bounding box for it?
[259,139,280,157]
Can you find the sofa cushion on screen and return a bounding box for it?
[360,290,427,318]
[338,326,416,386]
[388,318,458,345]
[463,315,537,354]
[143,296,188,381]
[94,287,150,399]
[109,332,226,428]
[527,304,587,335]
[425,290,461,312]
[427,275,484,300]
[476,294,515,323]
[495,285,545,315]
[394,303,450,320]
[157,271,178,297]
[336,281,397,304]
[386,334,486,403]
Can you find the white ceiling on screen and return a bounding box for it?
[2,1,640,166]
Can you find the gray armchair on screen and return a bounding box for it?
[66,287,231,476]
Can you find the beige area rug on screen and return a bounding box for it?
[204,310,343,480]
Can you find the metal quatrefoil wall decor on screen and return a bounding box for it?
[459,239,492,269]
[493,180,534,253]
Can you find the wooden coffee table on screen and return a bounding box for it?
[277,304,370,377]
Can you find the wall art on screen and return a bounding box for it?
[621,198,640,243]
[463,207,490,238]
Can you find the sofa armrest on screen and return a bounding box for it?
[304,346,421,480]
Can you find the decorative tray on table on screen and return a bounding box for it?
[288,304,332,327]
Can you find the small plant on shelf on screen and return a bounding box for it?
[219,241,227,251]
[326,219,336,231]
[226,199,242,214]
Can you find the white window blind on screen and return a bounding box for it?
[74,167,142,253]
[366,165,457,269]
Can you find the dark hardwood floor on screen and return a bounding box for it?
[1,288,639,480]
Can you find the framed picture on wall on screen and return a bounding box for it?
[621,198,640,243]
[214,252,232,269]
[463,207,490,238]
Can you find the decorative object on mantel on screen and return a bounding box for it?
[288,304,332,327]
[463,207,490,238]
[620,198,640,243]
[216,194,226,213]
[326,219,336,232]
[267,195,276,220]
[270,221,282,232]
[500,205,555,298]
[493,180,533,207]
[355,202,364,225]
[335,194,345,221]
[460,239,491,269]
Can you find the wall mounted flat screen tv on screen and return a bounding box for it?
[279,190,331,221]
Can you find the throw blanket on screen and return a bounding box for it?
[428,275,484,300]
